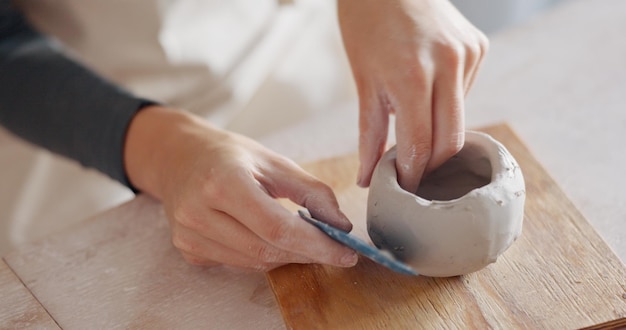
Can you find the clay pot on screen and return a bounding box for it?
[367,131,525,277]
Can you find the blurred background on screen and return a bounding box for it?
[451,0,567,33]
[0,0,572,255]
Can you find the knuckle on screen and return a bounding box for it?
[253,244,281,263]
[171,205,203,232]
[436,40,463,67]
[170,204,188,224]
[310,180,334,198]
[478,33,490,53]
[301,183,340,213]
[182,254,206,266]
[464,43,481,61]
[203,179,227,204]
[410,142,433,169]
[250,262,276,272]
[276,156,299,170]
[171,233,192,253]
[267,221,294,246]
[173,209,192,228]
[412,140,434,160]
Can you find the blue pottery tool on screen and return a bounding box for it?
[298,210,419,276]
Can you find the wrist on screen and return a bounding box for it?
[124,105,215,200]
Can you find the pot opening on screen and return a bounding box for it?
[415,143,492,201]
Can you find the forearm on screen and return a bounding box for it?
[0,1,153,189]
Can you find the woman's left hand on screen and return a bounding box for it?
[338,0,489,192]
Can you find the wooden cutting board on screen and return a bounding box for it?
[0,259,59,329]
[267,123,626,329]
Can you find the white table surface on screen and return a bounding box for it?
[3,0,626,328]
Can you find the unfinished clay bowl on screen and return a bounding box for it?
[367,131,525,277]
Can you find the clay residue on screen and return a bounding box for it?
[416,146,492,201]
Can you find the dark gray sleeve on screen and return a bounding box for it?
[0,1,155,191]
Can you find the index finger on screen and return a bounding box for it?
[393,74,433,193]
[259,158,352,232]
[225,170,358,268]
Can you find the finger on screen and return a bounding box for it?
[429,62,465,173]
[357,82,390,188]
[258,159,352,232]
[393,69,433,193]
[464,32,489,94]
[180,251,281,272]
[174,205,314,265]
[225,177,358,267]
[462,43,478,95]
[173,225,285,272]
[179,252,220,267]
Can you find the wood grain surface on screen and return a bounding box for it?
[267,123,626,329]
[0,259,59,329]
[4,196,285,329]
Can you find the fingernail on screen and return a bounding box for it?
[340,251,358,267]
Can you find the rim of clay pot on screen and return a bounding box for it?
[378,131,510,205]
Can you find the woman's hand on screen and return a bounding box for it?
[338,0,489,192]
[124,106,358,271]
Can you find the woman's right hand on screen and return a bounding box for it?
[124,106,358,271]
